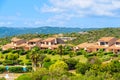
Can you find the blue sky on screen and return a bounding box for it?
[0,0,120,28]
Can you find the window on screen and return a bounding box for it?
[100,42,105,45]
[105,42,108,44]
[116,42,120,45]
[96,48,99,51]
[117,49,120,52]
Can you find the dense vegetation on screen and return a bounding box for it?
[1,28,120,45]
[0,45,118,80]
[0,28,120,80]
[66,28,120,45]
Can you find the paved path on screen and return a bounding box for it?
[0,73,23,80]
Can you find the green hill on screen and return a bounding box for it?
[1,28,120,45]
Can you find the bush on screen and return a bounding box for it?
[19,62,24,65]
[76,62,90,74]
[101,55,111,61]
[0,61,3,65]
[0,67,6,73]
[43,62,53,69]
[43,57,51,62]
[76,51,82,55]
[64,58,78,70]
[16,74,32,80]
[25,62,32,66]
[3,60,15,66]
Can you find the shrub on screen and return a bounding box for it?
[0,67,6,73]
[76,51,82,55]
[43,57,51,62]
[19,62,24,65]
[64,58,78,70]
[0,61,3,65]
[16,74,32,80]
[76,62,90,74]
[43,62,53,69]
[26,66,32,72]
[25,62,32,66]
[3,60,15,66]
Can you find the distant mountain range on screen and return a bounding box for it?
[0,27,99,37]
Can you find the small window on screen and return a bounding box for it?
[105,42,108,44]
[100,42,105,45]
[117,49,120,52]
[103,48,105,51]
[96,48,99,51]
[116,42,120,45]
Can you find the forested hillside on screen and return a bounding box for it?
[66,28,120,45]
[1,28,120,45]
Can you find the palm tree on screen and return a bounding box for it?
[30,46,46,71]
[58,45,63,58]
[30,46,40,71]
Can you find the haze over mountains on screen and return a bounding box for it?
[0,26,99,38]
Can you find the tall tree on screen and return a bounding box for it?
[58,45,63,58]
[30,46,46,71]
[30,46,40,71]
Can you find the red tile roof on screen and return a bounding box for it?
[98,37,115,42]
[11,37,23,42]
[76,42,94,48]
[42,38,56,42]
[28,38,41,42]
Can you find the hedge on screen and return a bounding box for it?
[8,66,32,73]
[0,67,6,73]
[9,66,24,73]
[2,60,20,66]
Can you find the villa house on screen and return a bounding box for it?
[2,37,64,51]
[2,37,26,50]
[40,38,64,50]
[87,37,117,52]
[75,37,118,53]
[107,39,120,53]
[97,37,117,47]
[2,43,15,50]
[74,42,93,52]
[24,38,42,50]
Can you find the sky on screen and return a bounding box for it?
[0,0,120,28]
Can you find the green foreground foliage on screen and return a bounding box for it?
[1,28,120,80]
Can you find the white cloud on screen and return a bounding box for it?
[0,21,13,26]
[40,0,120,17]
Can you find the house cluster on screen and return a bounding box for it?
[74,37,120,53]
[2,36,120,53]
[2,37,64,51]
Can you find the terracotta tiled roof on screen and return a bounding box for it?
[98,37,115,42]
[116,39,120,42]
[42,38,56,42]
[108,45,120,49]
[11,37,23,42]
[2,43,14,49]
[28,38,41,42]
[76,42,94,48]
